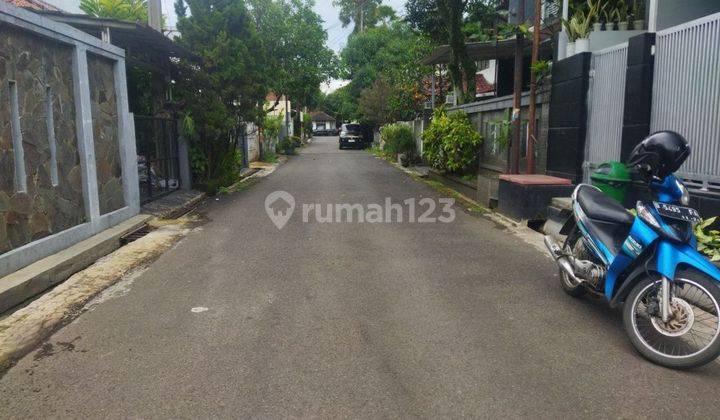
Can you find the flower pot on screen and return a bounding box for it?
[566,42,576,57]
[575,38,590,53]
[618,21,628,31]
[633,20,644,30]
[607,22,616,30]
[593,22,603,32]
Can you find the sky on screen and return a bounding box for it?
[44,0,407,93]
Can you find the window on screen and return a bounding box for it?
[476,60,489,71]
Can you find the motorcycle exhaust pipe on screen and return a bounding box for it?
[543,235,583,284]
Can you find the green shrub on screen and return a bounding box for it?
[422,107,482,172]
[695,217,720,262]
[277,136,297,155]
[263,114,284,141]
[380,123,415,156]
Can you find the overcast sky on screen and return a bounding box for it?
[45,0,406,93]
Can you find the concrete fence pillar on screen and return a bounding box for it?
[546,52,592,182]
[72,45,101,225]
[178,134,193,190]
[620,33,656,162]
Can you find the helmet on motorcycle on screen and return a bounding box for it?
[627,131,690,181]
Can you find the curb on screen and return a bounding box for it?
[148,192,207,220]
[0,218,193,370]
[373,154,548,255]
[0,215,152,315]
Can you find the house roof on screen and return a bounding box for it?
[475,74,494,94]
[310,111,335,122]
[36,11,195,60]
[420,36,553,65]
[5,0,58,11]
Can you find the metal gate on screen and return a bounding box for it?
[651,12,720,194]
[584,43,629,181]
[134,115,180,203]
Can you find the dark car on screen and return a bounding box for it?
[339,124,364,149]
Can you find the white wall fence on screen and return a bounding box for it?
[583,43,628,181]
[651,12,720,194]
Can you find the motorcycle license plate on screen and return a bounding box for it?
[653,202,702,223]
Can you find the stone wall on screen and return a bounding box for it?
[0,3,140,278]
[88,53,124,215]
[450,87,551,175]
[0,26,86,255]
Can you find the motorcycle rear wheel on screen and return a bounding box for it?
[559,229,587,297]
[623,270,720,369]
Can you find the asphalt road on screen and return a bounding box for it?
[1,136,719,418]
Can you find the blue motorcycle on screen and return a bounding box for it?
[545,131,720,369]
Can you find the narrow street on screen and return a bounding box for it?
[1,136,719,418]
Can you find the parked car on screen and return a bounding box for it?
[339,124,364,149]
[313,127,339,136]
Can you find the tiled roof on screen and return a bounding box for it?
[309,111,335,122]
[4,0,59,11]
[475,74,495,94]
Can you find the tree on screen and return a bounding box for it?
[248,0,337,108]
[325,20,431,126]
[331,0,398,32]
[405,0,502,103]
[80,0,147,21]
[358,78,392,126]
[322,87,359,123]
[171,0,335,187]
[173,0,269,188]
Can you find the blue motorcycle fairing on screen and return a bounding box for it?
[655,240,720,282]
[604,209,720,300]
[603,216,658,298]
[651,174,684,203]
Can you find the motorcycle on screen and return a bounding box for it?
[544,131,720,369]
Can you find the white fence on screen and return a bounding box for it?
[583,43,628,181]
[651,12,720,194]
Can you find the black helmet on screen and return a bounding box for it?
[627,131,690,181]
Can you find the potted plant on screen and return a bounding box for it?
[589,0,605,32]
[632,0,645,29]
[572,7,596,53]
[615,0,629,30]
[602,7,615,30]
[562,17,578,56]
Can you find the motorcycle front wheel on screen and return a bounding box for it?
[623,270,720,369]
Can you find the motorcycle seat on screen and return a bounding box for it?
[576,185,634,225]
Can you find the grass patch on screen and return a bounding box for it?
[369,146,489,216]
[262,151,279,164]
[368,146,394,160]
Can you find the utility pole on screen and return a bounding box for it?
[510,0,525,174]
[526,0,541,174]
